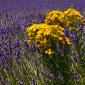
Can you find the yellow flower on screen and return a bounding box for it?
[43,29,51,36]
[61,8,83,29]
[26,17,73,58]
[45,49,54,56]
[27,40,32,45]
[45,10,63,25]
[36,34,42,39]
[65,37,72,45]
[58,37,63,41]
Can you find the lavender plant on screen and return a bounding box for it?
[0,9,47,85]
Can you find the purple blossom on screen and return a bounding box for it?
[83,26,85,33]
[72,50,78,62]
[73,70,80,80]
[33,58,39,76]
[15,40,20,47]
[18,80,24,85]
[31,77,35,85]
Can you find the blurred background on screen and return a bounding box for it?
[0,0,85,11]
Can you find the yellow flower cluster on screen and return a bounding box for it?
[61,8,83,29]
[45,49,54,57]
[45,10,63,25]
[26,8,83,57]
[26,23,71,56]
[45,8,83,30]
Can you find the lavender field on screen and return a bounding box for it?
[0,0,85,85]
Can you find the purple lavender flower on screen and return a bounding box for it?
[47,71,54,78]
[83,26,85,33]
[18,80,24,85]
[73,51,78,62]
[15,40,20,47]
[31,77,35,85]
[73,70,80,80]
[33,58,39,76]
[24,40,29,48]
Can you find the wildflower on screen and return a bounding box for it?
[45,49,54,56]
[26,9,81,57]
[58,37,63,41]
[61,8,84,30]
[26,23,72,57]
[27,40,32,45]
[65,37,72,45]
[45,10,63,25]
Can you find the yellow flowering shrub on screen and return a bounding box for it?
[26,23,71,57]
[61,8,83,30]
[26,8,84,57]
[45,8,84,31]
[45,10,63,25]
